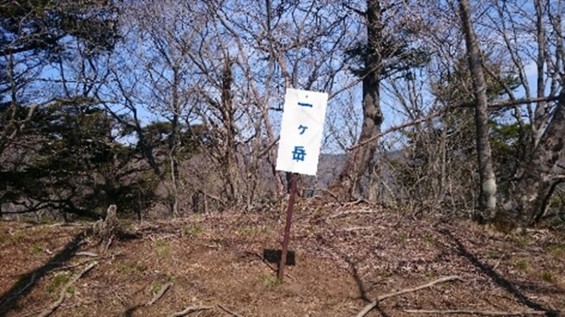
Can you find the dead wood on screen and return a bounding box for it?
[169,305,213,317]
[327,209,381,220]
[217,304,243,317]
[38,261,98,317]
[404,309,547,315]
[92,205,119,251]
[355,275,462,317]
[75,252,98,257]
[146,282,172,306]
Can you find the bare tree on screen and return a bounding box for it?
[336,0,385,200]
[457,0,498,220]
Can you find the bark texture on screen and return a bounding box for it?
[503,92,565,226]
[338,0,384,200]
[458,0,498,220]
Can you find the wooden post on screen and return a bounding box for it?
[278,173,297,281]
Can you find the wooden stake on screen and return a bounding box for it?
[278,173,297,281]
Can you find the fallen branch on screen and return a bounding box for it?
[327,209,381,220]
[146,282,172,306]
[404,309,547,316]
[356,275,462,317]
[218,304,243,317]
[169,305,212,317]
[38,261,98,317]
[76,252,98,257]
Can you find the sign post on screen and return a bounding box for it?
[275,88,328,281]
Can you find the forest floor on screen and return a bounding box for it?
[0,202,564,317]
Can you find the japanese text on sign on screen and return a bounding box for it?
[275,88,328,176]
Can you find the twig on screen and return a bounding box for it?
[146,282,172,306]
[317,188,340,203]
[348,108,447,151]
[340,226,374,232]
[217,304,243,317]
[404,309,547,315]
[356,275,462,317]
[349,95,560,151]
[327,209,381,220]
[76,252,98,257]
[342,198,370,207]
[169,305,212,317]
[38,261,98,317]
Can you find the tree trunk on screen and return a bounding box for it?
[168,65,181,216]
[338,0,384,200]
[503,92,565,226]
[220,57,240,204]
[458,0,498,221]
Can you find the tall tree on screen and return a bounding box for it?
[457,0,498,220]
[0,0,119,156]
[335,0,429,200]
[502,92,565,227]
[338,0,384,199]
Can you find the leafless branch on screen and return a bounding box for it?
[349,95,562,151]
[169,305,212,317]
[38,261,98,317]
[404,309,547,315]
[217,304,243,317]
[146,282,172,306]
[356,275,463,317]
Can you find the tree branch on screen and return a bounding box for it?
[170,305,212,317]
[404,309,547,316]
[146,282,172,306]
[356,275,462,317]
[38,261,98,317]
[348,95,562,151]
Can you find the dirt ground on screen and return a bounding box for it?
[0,203,564,317]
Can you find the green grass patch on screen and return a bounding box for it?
[397,233,407,246]
[150,281,163,295]
[117,262,146,273]
[379,270,392,279]
[0,232,27,245]
[46,272,70,294]
[238,226,265,236]
[422,232,435,246]
[30,243,43,256]
[181,225,203,237]
[509,234,529,248]
[155,240,172,258]
[514,259,529,271]
[546,244,565,258]
[10,232,25,244]
[541,270,555,282]
[261,274,282,287]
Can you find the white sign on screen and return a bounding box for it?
[276,88,328,176]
